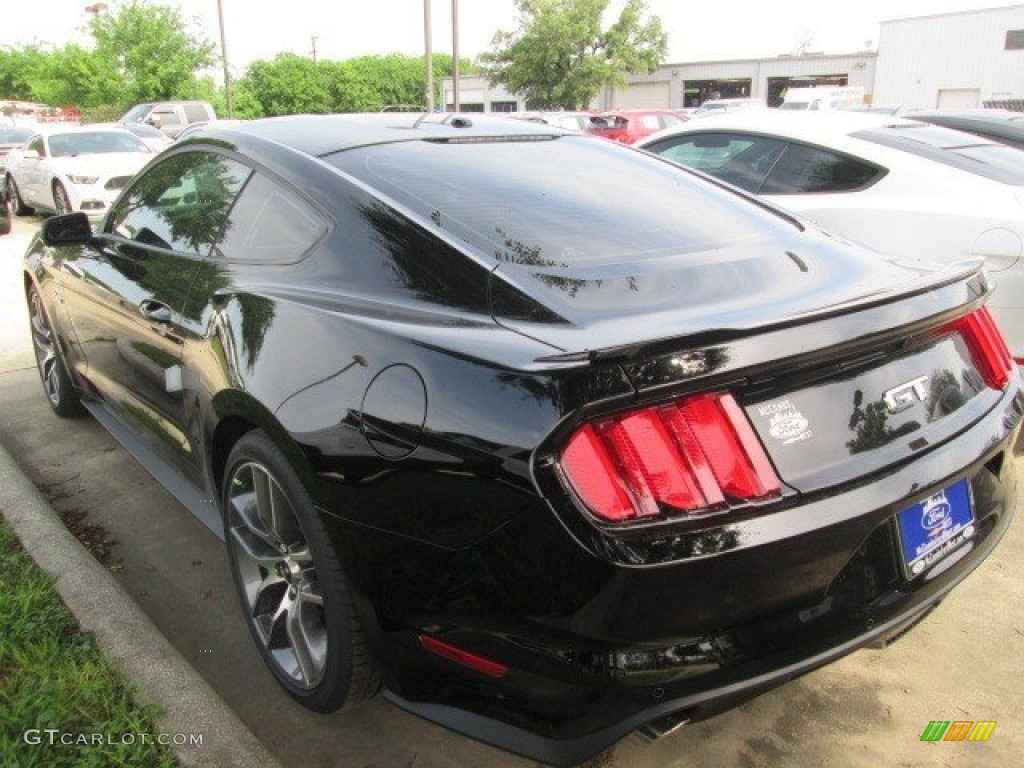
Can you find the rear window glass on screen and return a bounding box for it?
[856,125,1024,185]
[327,136,796,268]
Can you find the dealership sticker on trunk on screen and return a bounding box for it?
[896,479,975,577]
[758,399,813,444]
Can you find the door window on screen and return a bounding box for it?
[107,151,251,255]
[646,133,786,193]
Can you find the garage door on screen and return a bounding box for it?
[612,82,671,109]
[937,88,981,109]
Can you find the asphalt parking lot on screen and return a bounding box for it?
[2,212,1023,767]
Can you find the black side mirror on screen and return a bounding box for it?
[42,212,94,246]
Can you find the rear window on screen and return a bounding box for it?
[856,124,1024,185]
[327,136,797,268]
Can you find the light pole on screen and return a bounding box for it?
[424,0,434,111]
[451,0,459,112]
[217,0,234,118]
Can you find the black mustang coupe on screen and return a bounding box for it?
[23,114,1021,765]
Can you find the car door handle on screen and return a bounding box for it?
[140,300,173,323]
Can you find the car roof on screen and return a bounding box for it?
[196,112,567,158]
[634,109,1011,148]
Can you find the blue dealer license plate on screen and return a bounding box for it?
[896,479,975,577]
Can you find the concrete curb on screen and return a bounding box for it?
[0,440,284,768]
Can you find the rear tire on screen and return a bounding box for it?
[0,198,10,235]
[222,430,380,711]
[28,285,85,418]
[8,175,33,216]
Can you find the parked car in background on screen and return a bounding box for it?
[0,126,33,176]
[691,97,765,118]
[906,110,1024,150]
[103,121,174,152]
[120,100,216,139]
[0,176,11,235]
[22,113,1021,766]
[594,108,687,144]
[638,111,1024,358]
[6,126,152,219]
[505,111,608,133]
[779,86,865,111]
[174,119,246,142]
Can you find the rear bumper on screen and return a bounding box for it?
[376,385,1021,765]
[387,591,955,766]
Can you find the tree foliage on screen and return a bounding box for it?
[481,0,667,109]
[1,1,212,111]
[232,53,478,118]
[89,0,215,103]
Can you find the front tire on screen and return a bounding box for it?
[8,175,33,216]
[28,285,85,417]
[222,431,379,711]
[53,181,72,215]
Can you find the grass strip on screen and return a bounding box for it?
[0,515,178,767]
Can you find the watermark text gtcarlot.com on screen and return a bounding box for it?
[23,729,204,747]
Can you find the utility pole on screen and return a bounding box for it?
[217,0,234,118]
[451,0,459,112]
[423,0,434,111]
[310,35,319,63]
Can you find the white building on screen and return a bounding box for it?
[442,4,1024,113]
[874,4,1024,109]
[597,52,876,110]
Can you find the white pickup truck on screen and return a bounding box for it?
[779,86,865,111]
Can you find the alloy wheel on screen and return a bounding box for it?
[29,291,61,407]
[226,461,328,689]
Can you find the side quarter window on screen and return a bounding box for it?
[216,173,327,263]
[760,143,884,195]
[107,151,251,255]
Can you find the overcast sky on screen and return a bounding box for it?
[2,0,1016,75]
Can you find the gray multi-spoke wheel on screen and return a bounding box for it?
[222,431,379,710]
[28,286,84,417]
[53,181,72,215]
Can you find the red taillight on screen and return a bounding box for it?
[944,307,1014,390]
[419,635,508,678]
[560,392,781,524]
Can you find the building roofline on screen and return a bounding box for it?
[882,3,1024,26]
[657,51,876,68]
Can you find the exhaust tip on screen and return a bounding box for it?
[637,709,691,741]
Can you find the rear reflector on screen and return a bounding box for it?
[420,635,509,678]
[944,307,1013,390]
[560,392,781,524]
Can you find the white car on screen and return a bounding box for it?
[638,111,1024,358]
[5,126,153,220]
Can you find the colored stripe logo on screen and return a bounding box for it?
[921,721,996,742]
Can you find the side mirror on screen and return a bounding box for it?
[22,149,40,160]
[42,212,94,246]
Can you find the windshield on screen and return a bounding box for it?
[0,128,32,143]
[48,131,148,157]
[121,105,152,123]
[328,135,797,268]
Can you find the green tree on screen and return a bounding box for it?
[25,44,123,108]
[481,0,667,109]
[89,0,215,103]
[0,46,47,102]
